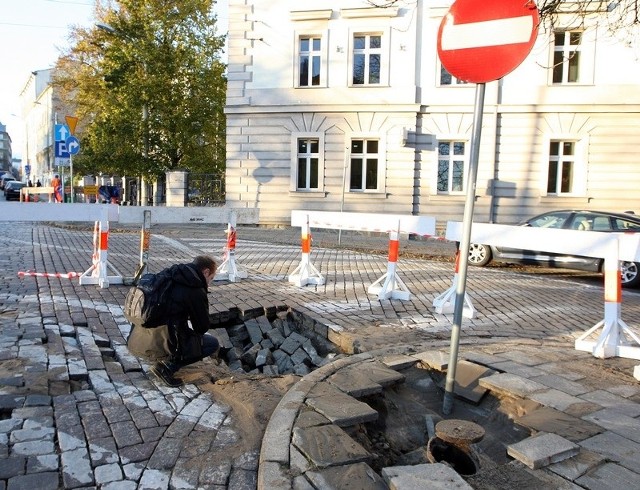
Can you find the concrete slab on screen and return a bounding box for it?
[575,462,640,489]
[327,368,383,398]
[381,354,417,371]
[515,407,603,442]
[582,408,640,444]
[547,449,606,481]
[415,351,448,371]
[437,360,496,404]
[634,365,639,381]
[479,373,548,399]
[507,433,580,469]
[381,463,473,489]
[579,430,640,473]
[292,425,370,469]
[305,382,378,427]
[305,462,387,490]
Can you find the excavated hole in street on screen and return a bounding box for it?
[215,307,534,483]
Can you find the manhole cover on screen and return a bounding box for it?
[435,419,485,445]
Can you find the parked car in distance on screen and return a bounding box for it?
[0,175,15,190]
[467,210,640,288]
[4,181,26,201]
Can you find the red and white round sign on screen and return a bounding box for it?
[437,0,539,84]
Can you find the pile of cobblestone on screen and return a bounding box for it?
[213,310,338,376]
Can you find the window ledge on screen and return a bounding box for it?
[340,7,399,18]
[290,9,332,21]
[345,191,389,199]
[290,191,328,198]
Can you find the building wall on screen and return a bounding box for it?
[226,0,640,228]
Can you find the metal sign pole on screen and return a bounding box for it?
[443,82,486,415]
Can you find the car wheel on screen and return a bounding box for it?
[468,243,492,267]
[620,261,640,288]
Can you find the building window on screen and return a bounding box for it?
[437,141,467,193]
[350,139,381,191]
[439,65,468,86]
[296,138,320,190]
[547,141,576,194]
[299,36,322,87]
[352,33,382,85]
[552,31,582,84]
[291,132,324,192]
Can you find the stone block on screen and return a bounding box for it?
[267,328,286,348]
[244,319,264,345]
[255,348,274,368]
[382,463,473,489]
[292,425,371,468]
[479,372,548,398]
[241,344,261,367]
[306,462,386,489]
[280,335,302,355]
[305,382,378,427]
[507,433,580,469]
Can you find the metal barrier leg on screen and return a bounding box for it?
[215,212,247,282]
[575,246,640,360]
[368,226,411,301]
[433,250,476,318]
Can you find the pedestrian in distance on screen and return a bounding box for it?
[127,255,220,387]
[27,179,33,187]
[51,174,62,203]
[36,179,42,187]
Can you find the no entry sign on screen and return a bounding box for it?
[437,0,539,83]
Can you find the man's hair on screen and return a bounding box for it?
[192,255,217,274]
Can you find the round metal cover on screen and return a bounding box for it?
[435,419,485,445]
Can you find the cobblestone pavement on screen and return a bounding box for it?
[0,219,639,489]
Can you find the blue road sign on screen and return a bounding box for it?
[55,124,71,142]
[66,136,80,155]
[55,141,70,158]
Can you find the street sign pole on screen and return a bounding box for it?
[70,154,74,203]
[436,0,539,415]
[443,83,486,415]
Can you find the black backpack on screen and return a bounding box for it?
[124,269,174,328]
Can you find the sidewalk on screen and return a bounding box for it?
[0,221,639,489]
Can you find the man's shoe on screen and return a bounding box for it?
[150,362,183,387]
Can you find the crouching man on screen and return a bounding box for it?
[127,255,219,387]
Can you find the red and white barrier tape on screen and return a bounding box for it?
[18,271,81,279]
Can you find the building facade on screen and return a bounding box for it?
[225,0,640,227]
[0,124,12,174]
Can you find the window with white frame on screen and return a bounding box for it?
[439,65,468,86]
[352,33,382,85]
[547,140,577,194]
[298,36,322,87]
[291,133,324,192]
[296,138,320,190]
[437,140,467,193]
[350,138,382,191]
[552,31,582,84]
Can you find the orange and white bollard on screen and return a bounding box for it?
[575,239,640,359]
[79,207,124,288]
[368,226,411,300]
[214,212,247,282]
[432,249,476,318]
[133,210,151,282]
[288,214,324,287]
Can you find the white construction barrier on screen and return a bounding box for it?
[290,211,436,300]
[5,203,259,288]
[446,221,640,361]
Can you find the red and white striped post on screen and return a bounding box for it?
[576,238,640,359]
[432,248,476,318]
[214,211,247,282]
[79,207,124,287]
[288,213,324,287]
[368,223,411,300]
